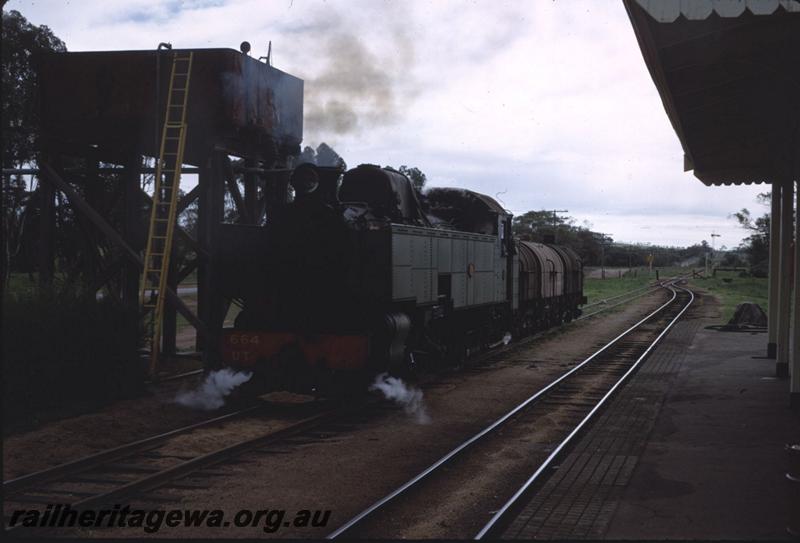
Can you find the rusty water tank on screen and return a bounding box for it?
[39,48,303,164]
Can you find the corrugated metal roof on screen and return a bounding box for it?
[626,0,800,186]
[636,0,800,22]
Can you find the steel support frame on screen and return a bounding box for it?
[37,153,56,287]
[162,249,178,357]
[767,183,781,359]
[122,153,144,357]
[776,178,793,378]
[197,151,227,366]
[244,159,259,225]
[122,153,142,319]
[792,178,800,407]
[37,161,207,340]
[20,140,285,372]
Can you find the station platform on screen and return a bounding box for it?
[502,298,800,540]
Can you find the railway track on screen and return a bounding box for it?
[465,277,677,376]
[578,283,661,320]
[2,399,356,533]
[581,282,655,311]
[326,284,694,539]
[577,274,687,321]
[3,282,686,536]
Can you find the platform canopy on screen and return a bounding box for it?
[625,0,800,186]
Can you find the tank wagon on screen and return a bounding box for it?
[216,164,586,393]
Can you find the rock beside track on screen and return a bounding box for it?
[728,302,767,328]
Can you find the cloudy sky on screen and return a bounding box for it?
[7,0,769,248]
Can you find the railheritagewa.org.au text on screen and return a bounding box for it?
[8,504,331,533]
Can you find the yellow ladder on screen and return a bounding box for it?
[141,51,194,375]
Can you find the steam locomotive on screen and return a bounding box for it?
[216,164,585,393]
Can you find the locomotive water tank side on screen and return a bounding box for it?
[389,225,503,309]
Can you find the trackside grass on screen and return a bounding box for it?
[582,267,768,324]
[582,268,661,306]
[687,271,769,324]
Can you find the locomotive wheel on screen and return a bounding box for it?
[226,369,270,408]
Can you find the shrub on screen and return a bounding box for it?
[3,280,144,430]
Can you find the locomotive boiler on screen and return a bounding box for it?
[216,163,585,393]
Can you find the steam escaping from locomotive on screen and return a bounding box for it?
[369,373,431,425]
[304,29,415,136]
[175,369,253,410]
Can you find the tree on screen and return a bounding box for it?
[2,9,66,168]
[296,145,317,166]
[731,204,770,276]
[512,210,568,241]
[315,142,346,169]
[2,9,66,289]
[509,207,713,268]
[295,143,346,169]
[398,165,426,193]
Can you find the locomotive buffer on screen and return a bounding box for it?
[140,51,194,376]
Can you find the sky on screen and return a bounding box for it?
[6,0,770,248]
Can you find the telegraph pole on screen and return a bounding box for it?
[708,231,721,276]
[711,231,721,257]
[601,239,605,279]
[627,245,632,274]
[594,232,609,279]
[550,209,569,243]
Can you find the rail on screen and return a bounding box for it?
[3,401,354,533]
[5,281,689,536]
[475,284,694,538]
[3,405,262,494]
[577,280,669,321]
[326,283,693,539]
[580,282,658,310]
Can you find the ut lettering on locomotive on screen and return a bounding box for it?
[215,163,584,394]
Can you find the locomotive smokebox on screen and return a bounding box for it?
[38,48,304,164]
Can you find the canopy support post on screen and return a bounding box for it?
[775,177,793,378]
[791,179,800,408]
[766,183,781,359]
